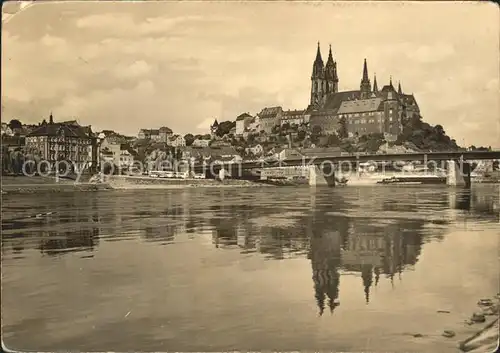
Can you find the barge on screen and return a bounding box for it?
[377,175,447,185]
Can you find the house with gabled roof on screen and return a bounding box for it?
[257,106,283,133]
[235,113,254,135]
[281,109,310,127]
[167,134,185,147]
[25,113,98,172]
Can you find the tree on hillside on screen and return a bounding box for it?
[247,133,256,144]
[202,134,211,140]
[297,130,307,141]
[184,133,195,146]
[434,124,445,136]
[340,140,354,153]
[337,117,348,139]
[216,121,235,137]
[2,146,11,174]
[312,125,323,135]
[309,125,323,145]
[325,133,340,147]
[395,112,460,152]
[8,119,22,130]
[10,149,24,174]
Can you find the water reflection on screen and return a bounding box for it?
[2,194,100,256]
[205,187,498,315]
[39,228,99,256]
[1,186,498,316]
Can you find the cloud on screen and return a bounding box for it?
[196,118,216,132]
[1,1,498,146]
[75,13,132,30]
[485,78,498,91]
[75,13,224,38]
[114,60,152,79]
[40,34,66,47]
[2,32,78,100]
[413,43,455,63]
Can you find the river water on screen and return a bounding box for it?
[2,185,499,352]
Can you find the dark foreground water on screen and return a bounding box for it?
[2,185,499,352]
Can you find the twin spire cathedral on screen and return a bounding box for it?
[309,42,405,108]
[310,43,339,106]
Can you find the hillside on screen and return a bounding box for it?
[337,114,463,154]
[393,113,461,152]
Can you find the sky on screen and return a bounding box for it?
[1,1,499,147]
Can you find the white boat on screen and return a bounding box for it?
[342,167,447,186]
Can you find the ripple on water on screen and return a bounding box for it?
[1,186,500,352]
[249,211,307,228]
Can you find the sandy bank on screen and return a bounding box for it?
[105,175,273,190]
[2,183,111,194]
[1,175,112,194]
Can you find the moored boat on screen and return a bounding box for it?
[377,174,446,185]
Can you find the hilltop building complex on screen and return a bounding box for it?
[306,43,420,138]
[234,43,421,139]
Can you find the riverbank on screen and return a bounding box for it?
[1,175,111,194]
[105,175,273,189]
[1,175,273,194]
[389,293,499,353]
[456,295,499,353]
[3,173,499,194]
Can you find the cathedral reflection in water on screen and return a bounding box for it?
[211,209,427,315]
[208,189,451,316]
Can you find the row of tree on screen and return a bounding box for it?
[2,146,44,175]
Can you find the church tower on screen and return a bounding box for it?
[360,59,372,99]
[383,76,401,135]
[373,74,379,94]
[310,42,326,107]
[324,45,339,95]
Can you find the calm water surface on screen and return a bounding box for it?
[2,185,499,352]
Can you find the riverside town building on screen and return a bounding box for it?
[25,113,98,173]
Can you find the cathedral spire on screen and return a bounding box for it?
[49,112,54,124]
[362,58,369,82]
[389,75,393,88]
[310,42,326,106]
[360,58,371,99]
[398,81,403,95]
[311,42,324,79]
[373,74,379,93]
[315,42,323,63]
[324,44,337,95]
[327,44,333,62]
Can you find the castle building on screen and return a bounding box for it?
[307,43,420,138]
[257,106,283,134]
